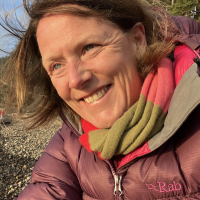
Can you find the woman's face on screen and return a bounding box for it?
[37,12,146,128]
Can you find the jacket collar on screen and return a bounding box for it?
[148,63,200,151]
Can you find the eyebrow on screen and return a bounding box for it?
[43,33,108,63]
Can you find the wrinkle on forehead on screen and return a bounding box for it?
[36,2,117,36]
[37,14,86,36]
[37,15,92,55]
[36,3,101,35]
[36,13,118,52]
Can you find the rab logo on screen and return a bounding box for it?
[145,181,182,193]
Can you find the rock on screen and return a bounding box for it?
[23,165,27,170]
[0,115,62,199]
[7,188,15,195]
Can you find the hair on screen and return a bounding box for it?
[0,0,181,129]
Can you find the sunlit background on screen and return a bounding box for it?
[0,0,29,57]
[0,0,199,58]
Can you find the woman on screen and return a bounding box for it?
[1,0,200,199]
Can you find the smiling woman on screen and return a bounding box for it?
[37,13,143,128]
[1,0,200,199]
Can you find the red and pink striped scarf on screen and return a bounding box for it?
[79,45,197,160]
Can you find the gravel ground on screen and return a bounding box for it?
[0,114,62,200]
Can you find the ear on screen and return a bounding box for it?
[128,22,147,49]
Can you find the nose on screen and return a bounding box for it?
[68,60,92,89]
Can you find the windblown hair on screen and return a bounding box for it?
[0,0,180,129]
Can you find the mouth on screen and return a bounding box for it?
[82,85,111,104]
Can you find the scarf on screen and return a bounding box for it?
[79,57,175,160]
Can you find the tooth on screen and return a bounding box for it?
[98,91,103,98]
[85,98,90,103]
[89,96,94,103]
[93,94,99,101]
[84,86,109,104]
[101,89,106,95]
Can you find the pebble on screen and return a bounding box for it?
[0,114,62,200]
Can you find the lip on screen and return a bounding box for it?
[80,84,111,103]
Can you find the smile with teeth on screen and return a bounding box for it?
[83,86,109,103]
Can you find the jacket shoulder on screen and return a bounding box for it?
[172,16,200,35]
[16,126,83,200]
[172,16,200,50]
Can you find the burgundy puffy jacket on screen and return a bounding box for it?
[15,16,200,200]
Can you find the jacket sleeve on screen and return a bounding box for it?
[15,129,83,200]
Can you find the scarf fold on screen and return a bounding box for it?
[79,57,175,160]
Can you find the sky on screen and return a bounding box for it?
[0,0,28,57]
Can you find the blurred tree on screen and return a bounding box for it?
[146,0,171,8]
[0,55,9,104]
[146,0,200,23]
[0,55,9,67]
[168,0,197,19]
[193,0,200,22]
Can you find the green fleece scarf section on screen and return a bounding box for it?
[79,58,175,160]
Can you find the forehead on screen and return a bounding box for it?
[36,3,118,34]
[36,13,120,50]
[36,12,125,64]
[37,12,118,37]
[37,3,111,35]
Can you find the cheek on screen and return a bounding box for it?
[93,54,125,76]
[52,78,70,100]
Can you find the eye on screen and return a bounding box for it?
[85,44,95,52]
[54,63,62,70]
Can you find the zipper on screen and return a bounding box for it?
[61,114,124,198]
[114,175,118,196]
[118,176,122,196]
[114,175,123,197]
[105,160,123,199]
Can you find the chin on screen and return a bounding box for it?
[91,117,118,129]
